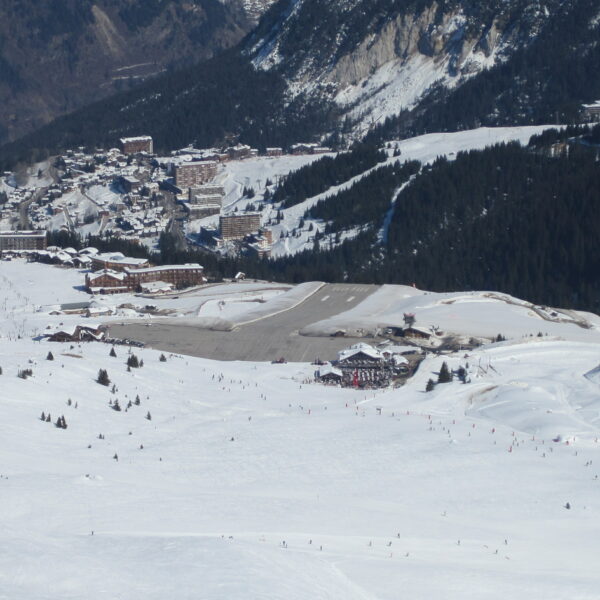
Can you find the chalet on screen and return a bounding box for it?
[90,252,149,272]
[401,326,432,340]
[337,343,384,366]
[582,101,600,122]
[317,365,343,385]
[335,343,392,387]
[85,264,205,293]
[85,269,130,294]
[46,324,106,342]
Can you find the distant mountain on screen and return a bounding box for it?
[2,0,600,167]
[0,0,275,145]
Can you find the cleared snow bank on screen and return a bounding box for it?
[155,281,325,331]
[301,285,600,343]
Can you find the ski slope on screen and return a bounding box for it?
[1,259,600,599]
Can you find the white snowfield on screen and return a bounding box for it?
[0,259,297,338]
[302,285,600,343]
[1,262,600,599]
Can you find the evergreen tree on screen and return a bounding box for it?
[438,362,452,384]
[425,378,435,392]
[159,354,167,362]
[46,351,54,361]
[127,354,140,368]
[97,369,110,386]
[110,347,117,357]
[146,411,152,421]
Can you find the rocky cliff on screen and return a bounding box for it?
[246,0,566,136]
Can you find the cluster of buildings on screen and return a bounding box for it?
[316,342,422,388]
[1,132,333,260]
[0,236,206,296]
[85,260,206,294]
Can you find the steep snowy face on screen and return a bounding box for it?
[223,0,278,23]
[246,0,565,134]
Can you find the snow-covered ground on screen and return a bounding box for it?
[2,257,600,599]
[1,330,600,597]
[302,285,600,342]
[0,259,295,338]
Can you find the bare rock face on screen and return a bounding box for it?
[0,0,262,144]
[247,0,563,135]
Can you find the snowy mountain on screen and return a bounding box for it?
[245,0,565,137]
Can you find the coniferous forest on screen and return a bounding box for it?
[263,142,600,312]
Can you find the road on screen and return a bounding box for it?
[109,283,380,362]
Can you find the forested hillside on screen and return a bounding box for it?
[367,0,600,142]
[4,0,599,169]
[0,0,266,146]
[264,142,600,312]
[0,51,334,171]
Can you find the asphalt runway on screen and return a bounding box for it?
[109,283,379,362]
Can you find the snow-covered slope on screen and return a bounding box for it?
[246,0,564,137]
[216,126,557,259]
[2,258,600,599]
[2,335,600,598]
[302,285,600,343]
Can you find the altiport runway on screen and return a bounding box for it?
[109,283,379,362]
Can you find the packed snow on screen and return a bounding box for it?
[302,285,600,343]
[2,258,600,599]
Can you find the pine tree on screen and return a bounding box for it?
[112,399,121,412]
[159,354,167,362]
[109,347,117,357]
[437,362,452,384]
[46,413,51,422]
[146,411,152,421]
[135,395,141,405]
[97,369,110,386]
[425,379,435,392]
[46,351,54,361]
[127,354,140,368]
[40,411,46,421]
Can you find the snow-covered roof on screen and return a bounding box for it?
[125,263,203,275]
[88,269,127,282]
[380,345,421,355]
[338,343,383,362]
[140,281,174,292]
[120,136,152,143]
[93,252,148,266]
[319,365,343,378]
